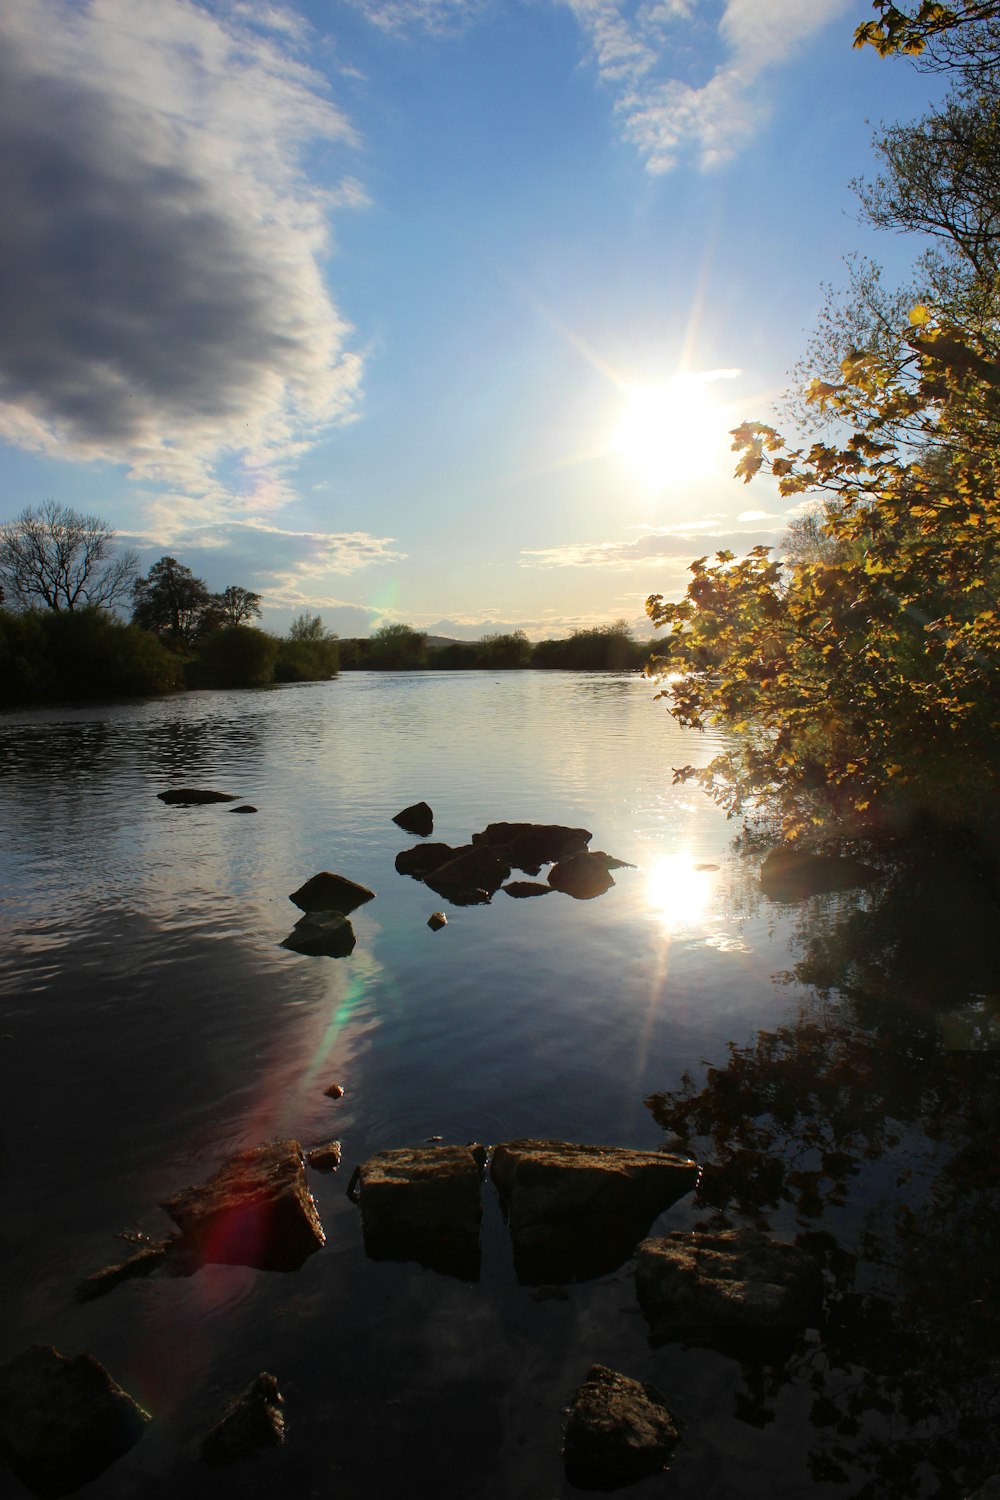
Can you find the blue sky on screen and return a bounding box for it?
[0,0,942,638]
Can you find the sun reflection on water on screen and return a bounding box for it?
[645,852,717,932]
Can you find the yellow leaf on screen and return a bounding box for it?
[908,304,931,326]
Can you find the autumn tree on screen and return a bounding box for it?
[0,502,137,612]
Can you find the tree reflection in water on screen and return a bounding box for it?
[645,831,1000,1498]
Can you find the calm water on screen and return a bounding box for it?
[0,673,977,1498]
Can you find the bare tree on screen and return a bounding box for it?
[0,502,138,612]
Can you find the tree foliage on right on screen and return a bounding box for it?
[648,6,1000,844]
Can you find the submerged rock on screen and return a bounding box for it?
[76,1241,172,1302]
[157,788,236,805]
[356,1144,484,1280]
[548,853,617,900]
[395,843,457,879]
[230,804,258,814]
[306,1141,342,1173]
[289,872,374,914]
[502,881,552,898]
[161,1139,325,1273]
[200,1372,285,1466]
[491,1140,698,1283]
[635,1228,824,1333]
[393,801,434,837]
[0,1345,150,1498]
[759,847,873,902]
[422,844,511,904]
[563,1364,679,1492]
[281,912,356,958]
[471,822,592,875]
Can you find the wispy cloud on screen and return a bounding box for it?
[562,0,854,171]
[344,0,491,34]
[520,511,785,568]
[0,0,362,497]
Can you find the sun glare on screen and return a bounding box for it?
[646,853,715,931]
[613,373,735,487]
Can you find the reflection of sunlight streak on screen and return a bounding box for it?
[646,854,714,932]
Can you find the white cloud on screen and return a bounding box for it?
[0,0,362,499]
[520,511,785,568]
[345,0,491,34]
[562,0,855,171]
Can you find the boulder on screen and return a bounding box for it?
[306,1141,342,1173]
[471,822,592,875]
[427,911,447,931]
[563,1364,679,1491]
[395,842,457,879]
[0,1345,150,1498]
[635,1228,824,1333]
[161,1139,325,1273]
[281,912,356,958]
[422,844,511,904]
[502,881,552,898]
[393,801,434,837]
[289,872,374,914]
[491,1141,698,1283]
[759,847,873,902]
[157,788,236,805]
[356,1144,484,1280]
[200,1373,285,1465]
[548,853,617,900]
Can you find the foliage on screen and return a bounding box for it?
[131,556,212,648]
[274,634,339,681]
[0,606,182,704]
[0,502,138,613]
[533,620,647,671]
[367,622,428,670]
[208,585,263,629]
[192,626,279,688]
[288,611,332,642]
[854,0,1000,58]
[477,629,533,668]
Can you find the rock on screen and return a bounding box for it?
[563,1364,679,1491]
[200,1373,285,1465]
[471,822,592,875]
[393,801,434,837]
[395,843,457,879]
[323,1082,345,1099]
[281,912,356,958]
[230,804,257,814]
[635,1228,824,1332]
[0,1345,150,1498]
[288,871,374,914]
[759,847,873,902]
[306,1141,342,1173]
[160,1139,325,1273]
[76,1241,172,1302]
[967,1480,1000,1500]
[427,911,447,930]
[157,788,236,805]
[491,1141,698,1284]
[423,844,511,905]
[548,853,617,900]
[502,881,552,898]
[356,1144,484,1280]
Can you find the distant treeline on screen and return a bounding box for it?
[340,621,651,672]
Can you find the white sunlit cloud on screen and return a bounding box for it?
[0,0,362,502]
[561,0,856,171]
[519,511,786,568]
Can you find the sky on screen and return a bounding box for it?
[0,0,945,640]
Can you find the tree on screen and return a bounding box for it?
[288,611,333,641]
[367,622,428,670]
[0,501,137,612]
[478,630,533,668]
[131,557,211,648]
[210,585,263,628]
[854,1,1000,59]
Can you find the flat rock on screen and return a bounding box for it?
[289,871,374,914]
[393,801,434,837]
[0,1345,150,1498]
[357,1144,484,1280]
[548,852,617,900]
[76,1241,172,1302]
[564,1364,679,1491]
[306,1141,342,1173]
[201,1373,285,1465]
[502,881,552,898]
[161,1139,325,1272]
[281,912,356,957]
[422,844,511,904]
[759,847,873,902]
[635,1228,824,1332]
[471,822,592,875]
[157,788,236,805]
[491,1141,698,1283]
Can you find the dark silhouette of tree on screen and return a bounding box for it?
[210,585,263,628]
[0,502,137,612]
[367,622,427,669]
[131,556,210,648]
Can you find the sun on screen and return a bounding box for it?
[613,373,736,487]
